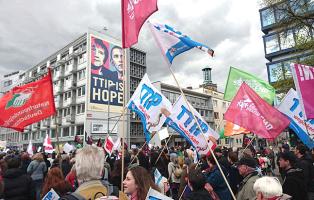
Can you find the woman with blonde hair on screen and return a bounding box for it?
[27,153,47,200]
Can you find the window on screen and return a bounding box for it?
[279,30,295,50]
[261,8,275,27]
[214,112,219,119]
[64,91,72,101]
[77,86,86,97]
[77,69,86,80]
[268,63,283,83]
[76,125,84,135]
[222,102,226,109]
[3,80,12,87]
[213,100,218,108]
[63,127,70,137]
[76,104,85,114]
[63,107,71,117]
[265,34,280,54]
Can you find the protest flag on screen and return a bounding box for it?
[43,133,54,154]
[290,63,314,119]
[224,121,250,137]
[277,89,314,149]
[0,70,56,131]
[122,0,158,48]
[224,67,275,104]
[166,95,219,155]
[96,138,102,147]
[27,140,33,156]
[224,83,289,139]
[104,136,114,155]
[127,74,172,142]
[148,21,214,65]
[146,187,173,200]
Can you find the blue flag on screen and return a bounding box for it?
[148,21,214,64]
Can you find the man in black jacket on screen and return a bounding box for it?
[186,168,213,200]
[279,151,308,200]
[295,144,314,199]
[3,154,35,200]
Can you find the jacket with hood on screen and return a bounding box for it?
[282,167,308,200]
[3,168,35,200]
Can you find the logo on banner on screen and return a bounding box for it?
[5,88,36,109]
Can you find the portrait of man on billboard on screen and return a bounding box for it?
[110,46,123,80]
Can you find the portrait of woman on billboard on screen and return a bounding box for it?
[91,36,109,76]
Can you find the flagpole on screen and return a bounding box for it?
[167,66,236,200]
[120,48,128,191]
[154,135,172,165]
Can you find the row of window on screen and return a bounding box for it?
[57,103,85,117]
[130,122,144,136]
[264,26,312,55]
[130,50,146,65]
[162,90,209,108]
[212,99,229,109]
[267,54,311,83]
[22,125,84,141]
[130,63,146,78]
[260,0,314,28]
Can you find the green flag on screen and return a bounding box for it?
[219,128,226,139]
[224,67,275,104]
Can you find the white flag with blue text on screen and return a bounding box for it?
[127,74,173,142]
[166,95,219,155]
[148,21,214,64]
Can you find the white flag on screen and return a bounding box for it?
[27,140,33,156]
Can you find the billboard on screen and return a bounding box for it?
[87,34,124,113]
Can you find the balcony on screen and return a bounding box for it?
[66,115,75,123]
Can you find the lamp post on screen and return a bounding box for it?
[107,84,115,137]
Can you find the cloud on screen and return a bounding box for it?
[0,0,267,92]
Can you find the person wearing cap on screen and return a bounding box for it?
[278,151,308,200]
[236,157,260,200]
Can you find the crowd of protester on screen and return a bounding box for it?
[0,141,313,200]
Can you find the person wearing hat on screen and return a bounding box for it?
[236,157,260,200]
[278,151,308,200]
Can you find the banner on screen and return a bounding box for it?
[127,74,172,141]
[88,34,124,113]
[0,70,56,131]
[104,136,114,155]
[148,21,214,65]
[224,83,289,139]
[122,0,158,48]
[145,187,173,200]
[224,67,275,104]
[27,140,33,156]
[277,89,314,149]
[166,95,219,155]
[291,63,314,119]
[224,121,250,137]
[43,133,54,154]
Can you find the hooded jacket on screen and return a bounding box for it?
[3,168,35,200]
[282,167,308,200]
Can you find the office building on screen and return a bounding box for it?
[0,31,146,149]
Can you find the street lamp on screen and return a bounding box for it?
[107,84,115,137]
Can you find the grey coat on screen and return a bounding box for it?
[27,160,47,181]
[237,172,260,200]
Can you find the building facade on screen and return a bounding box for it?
[259,0,314,98]
[0,31,146,149]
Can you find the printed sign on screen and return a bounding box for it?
[42,188,60,200]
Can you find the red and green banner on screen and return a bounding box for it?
[0,70,56,131]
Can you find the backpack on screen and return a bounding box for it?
[173,165,183,179]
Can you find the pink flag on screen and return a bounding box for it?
[291,63,314,119]
[122,0,158,48]
[224,83,289,139]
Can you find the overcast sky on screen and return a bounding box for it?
[0,0,267,92]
